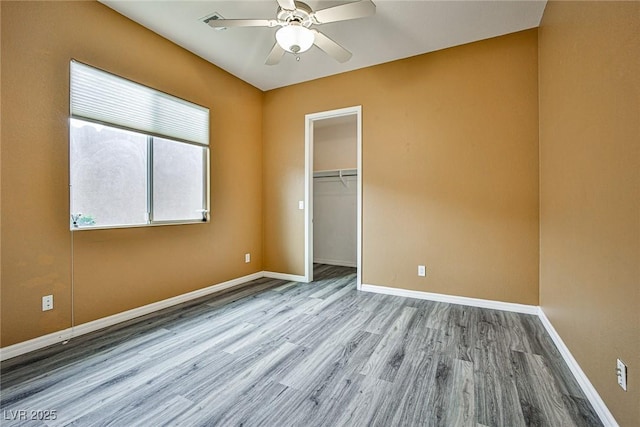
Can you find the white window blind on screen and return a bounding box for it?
[70,60,209,146]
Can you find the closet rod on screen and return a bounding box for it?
[313,168,358,179]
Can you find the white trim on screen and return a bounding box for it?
[313,258,357,268]
[0,329,74,362]
[304,106,363,289]
[538,308,619,427]
[304,112,313,284]
[355,107,362,290]
[0,272,263,361]
[262,271,307,282]
[360,283,539,314]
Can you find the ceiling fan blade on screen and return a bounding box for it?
[276,0,296,11]
[265,42,286,65]
[312,30,352,63]
[313,0,376,24]
[207,18,277,28]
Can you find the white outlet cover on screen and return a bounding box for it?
[418,265,426,277]
[245,253,251,263]
[42,295,53,311]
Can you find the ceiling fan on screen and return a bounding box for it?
[206,0,376,65]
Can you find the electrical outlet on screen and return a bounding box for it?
[617,359,627,391]
[418,265,426,277]
[245,253,251,263]
[42,295,53,311]
[298,200,304,210]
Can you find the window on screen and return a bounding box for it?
[69,61,209,229]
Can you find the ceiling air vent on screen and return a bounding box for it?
[202,13,226,30]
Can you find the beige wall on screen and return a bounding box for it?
[313,118,357,171]
[1,1,263,346]
[538,2,640,425]
[264,30,540,305]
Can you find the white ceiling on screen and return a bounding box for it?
[100,0,547,91]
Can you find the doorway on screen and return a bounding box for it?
[304,106,362,289]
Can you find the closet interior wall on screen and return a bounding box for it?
[313,117,358,268]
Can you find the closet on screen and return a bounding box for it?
[313,115,358,267]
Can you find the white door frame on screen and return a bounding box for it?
[304,105,362,289]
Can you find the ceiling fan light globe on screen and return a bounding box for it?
[276,24,315,54]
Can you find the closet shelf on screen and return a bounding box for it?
[313,168,358,178]
[313,168,357,187]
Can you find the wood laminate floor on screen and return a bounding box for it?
[1,265,601,426]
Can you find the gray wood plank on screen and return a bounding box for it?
[440,358,476,427]
[511,350,583,427]
[474,345,526,427]
[358,306,416,380]
[280,310,373,390]
[171,341,301,426]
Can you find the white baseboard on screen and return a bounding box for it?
[538,309,618,427]
[0,271,264,362]
[313,258,357,268]
[0,328,75,362]
[262,271,307,282]
[360,283,539,315]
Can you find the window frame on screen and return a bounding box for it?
[69,61,210,231]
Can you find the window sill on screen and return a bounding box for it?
[70,219,209,231]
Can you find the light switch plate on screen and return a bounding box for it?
[617,359,627,391]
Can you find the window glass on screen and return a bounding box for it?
[152,138,206,222]
[70,119,148,228]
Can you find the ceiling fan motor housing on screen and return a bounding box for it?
[277,1,314,27]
